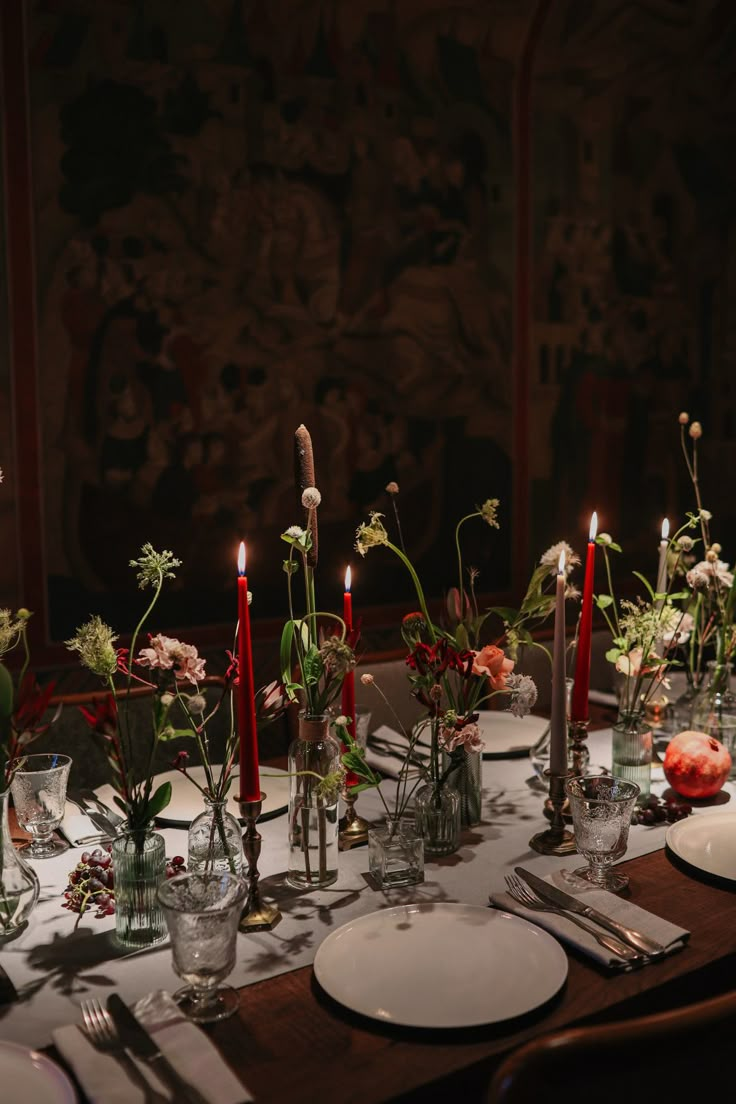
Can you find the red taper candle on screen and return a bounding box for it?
[570,512,598,724]
[341,565,356,738]
[237,541,260,801]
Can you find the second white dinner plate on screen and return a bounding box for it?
[0,1041,77,1103]
[665,810,736,881]
[313,902,568,1028]
[476,712,548,757]
[95,765,290,826]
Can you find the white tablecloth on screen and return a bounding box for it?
[1,728,732,1049]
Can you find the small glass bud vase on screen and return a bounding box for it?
[692,661,736,777]
[111,829,167,949]
[611,712,653,799]
[287,713,341,889]
[0,789,40,938]
[441,748,481,827]
[187,798,243,876]
[368,817,424,888]
[414,782,461,857]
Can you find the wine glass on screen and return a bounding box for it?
[565,775,640,893]
[10,753,72,858]
[157,872,247,1023]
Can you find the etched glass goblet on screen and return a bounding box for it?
[157,872,247,1023]
[565,775,640,893]
[10,753,72,858]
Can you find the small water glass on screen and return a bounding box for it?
[157,872,247,1023]
[354,706,372,750]
[10,753,72,858]
[565,775,640,893]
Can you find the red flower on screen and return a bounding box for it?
[79,694,118,736]
[13,673,56,733]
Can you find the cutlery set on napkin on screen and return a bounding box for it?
[61,790,126,847]
[489,867,689,971]
[53,990,252,1104]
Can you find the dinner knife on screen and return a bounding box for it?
[107,994,210,1104]
[66,794,121,840]
[514,867,668,957]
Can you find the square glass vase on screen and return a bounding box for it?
[368,818,424,888]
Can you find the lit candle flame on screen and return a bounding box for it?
[345,565,352,592]
[589,512,598,541]
[558,549,566,574]
[238,541,246,576]
[661,518,670,541]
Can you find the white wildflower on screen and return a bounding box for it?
[540,541,580,576]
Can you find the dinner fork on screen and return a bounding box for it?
[501,874,645,964]
[80,998,167,1104]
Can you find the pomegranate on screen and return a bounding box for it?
[663,730,731,799]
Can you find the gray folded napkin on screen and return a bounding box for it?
[53,989,252,1103]
[490,869,689,971]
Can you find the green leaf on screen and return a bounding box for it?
[669,590,691,601]
[489,606,520,625]
[454,623,469,651]
[596,537,622,552]
[632,572,655,600]
[282,559,299,575]
[302,645,323,687]
[280,621,296,686]
[605,647,622,663]
[595,594,614,609]
[145,781,172,822]
[0,663,14,719]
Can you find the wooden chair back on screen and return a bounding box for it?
[486,987,736,1104]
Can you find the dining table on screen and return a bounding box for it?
[2,704,736,1104]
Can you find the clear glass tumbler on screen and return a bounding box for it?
[10,753,72,858]
[157,871,247,1023]
[565,775,640,893]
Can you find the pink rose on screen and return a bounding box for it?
[472,645,514,690]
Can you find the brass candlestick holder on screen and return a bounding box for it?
[338,785,371,850]
[530,771,576,855]
[238,793,281,932]
[543,718,591,823]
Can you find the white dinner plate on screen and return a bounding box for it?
[0,1041,77,1103]
[95,765,290,826]
[477,712,548,757]
[666,810,736,881]
[313,902,568,1028]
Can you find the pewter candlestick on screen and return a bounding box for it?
[238,793,281,932]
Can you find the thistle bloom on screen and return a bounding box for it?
[677,535,694,552]
[301,486,321,508]
[678,412,689,425]
[505,673,538,717]
[479,498,500,528]
[689,421,703,440]
[129,544,181,589]
[319,637,355,676]
[0,609,28,657]
[540,541,580,575]
[360,672,374,685]
[385,481,399,495]
[66,616,119,678]
[355,512,389,556]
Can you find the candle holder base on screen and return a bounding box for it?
[530,770,577,855]
[338,786,371,850]
[543,795,573,823]
[238,792,282,934]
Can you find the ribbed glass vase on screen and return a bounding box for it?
[111,829,167,949]
[611,712,652,799]
[187,798,243,876]
[414,782,461,857]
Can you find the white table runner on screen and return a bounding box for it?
[1,728,732,1049]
